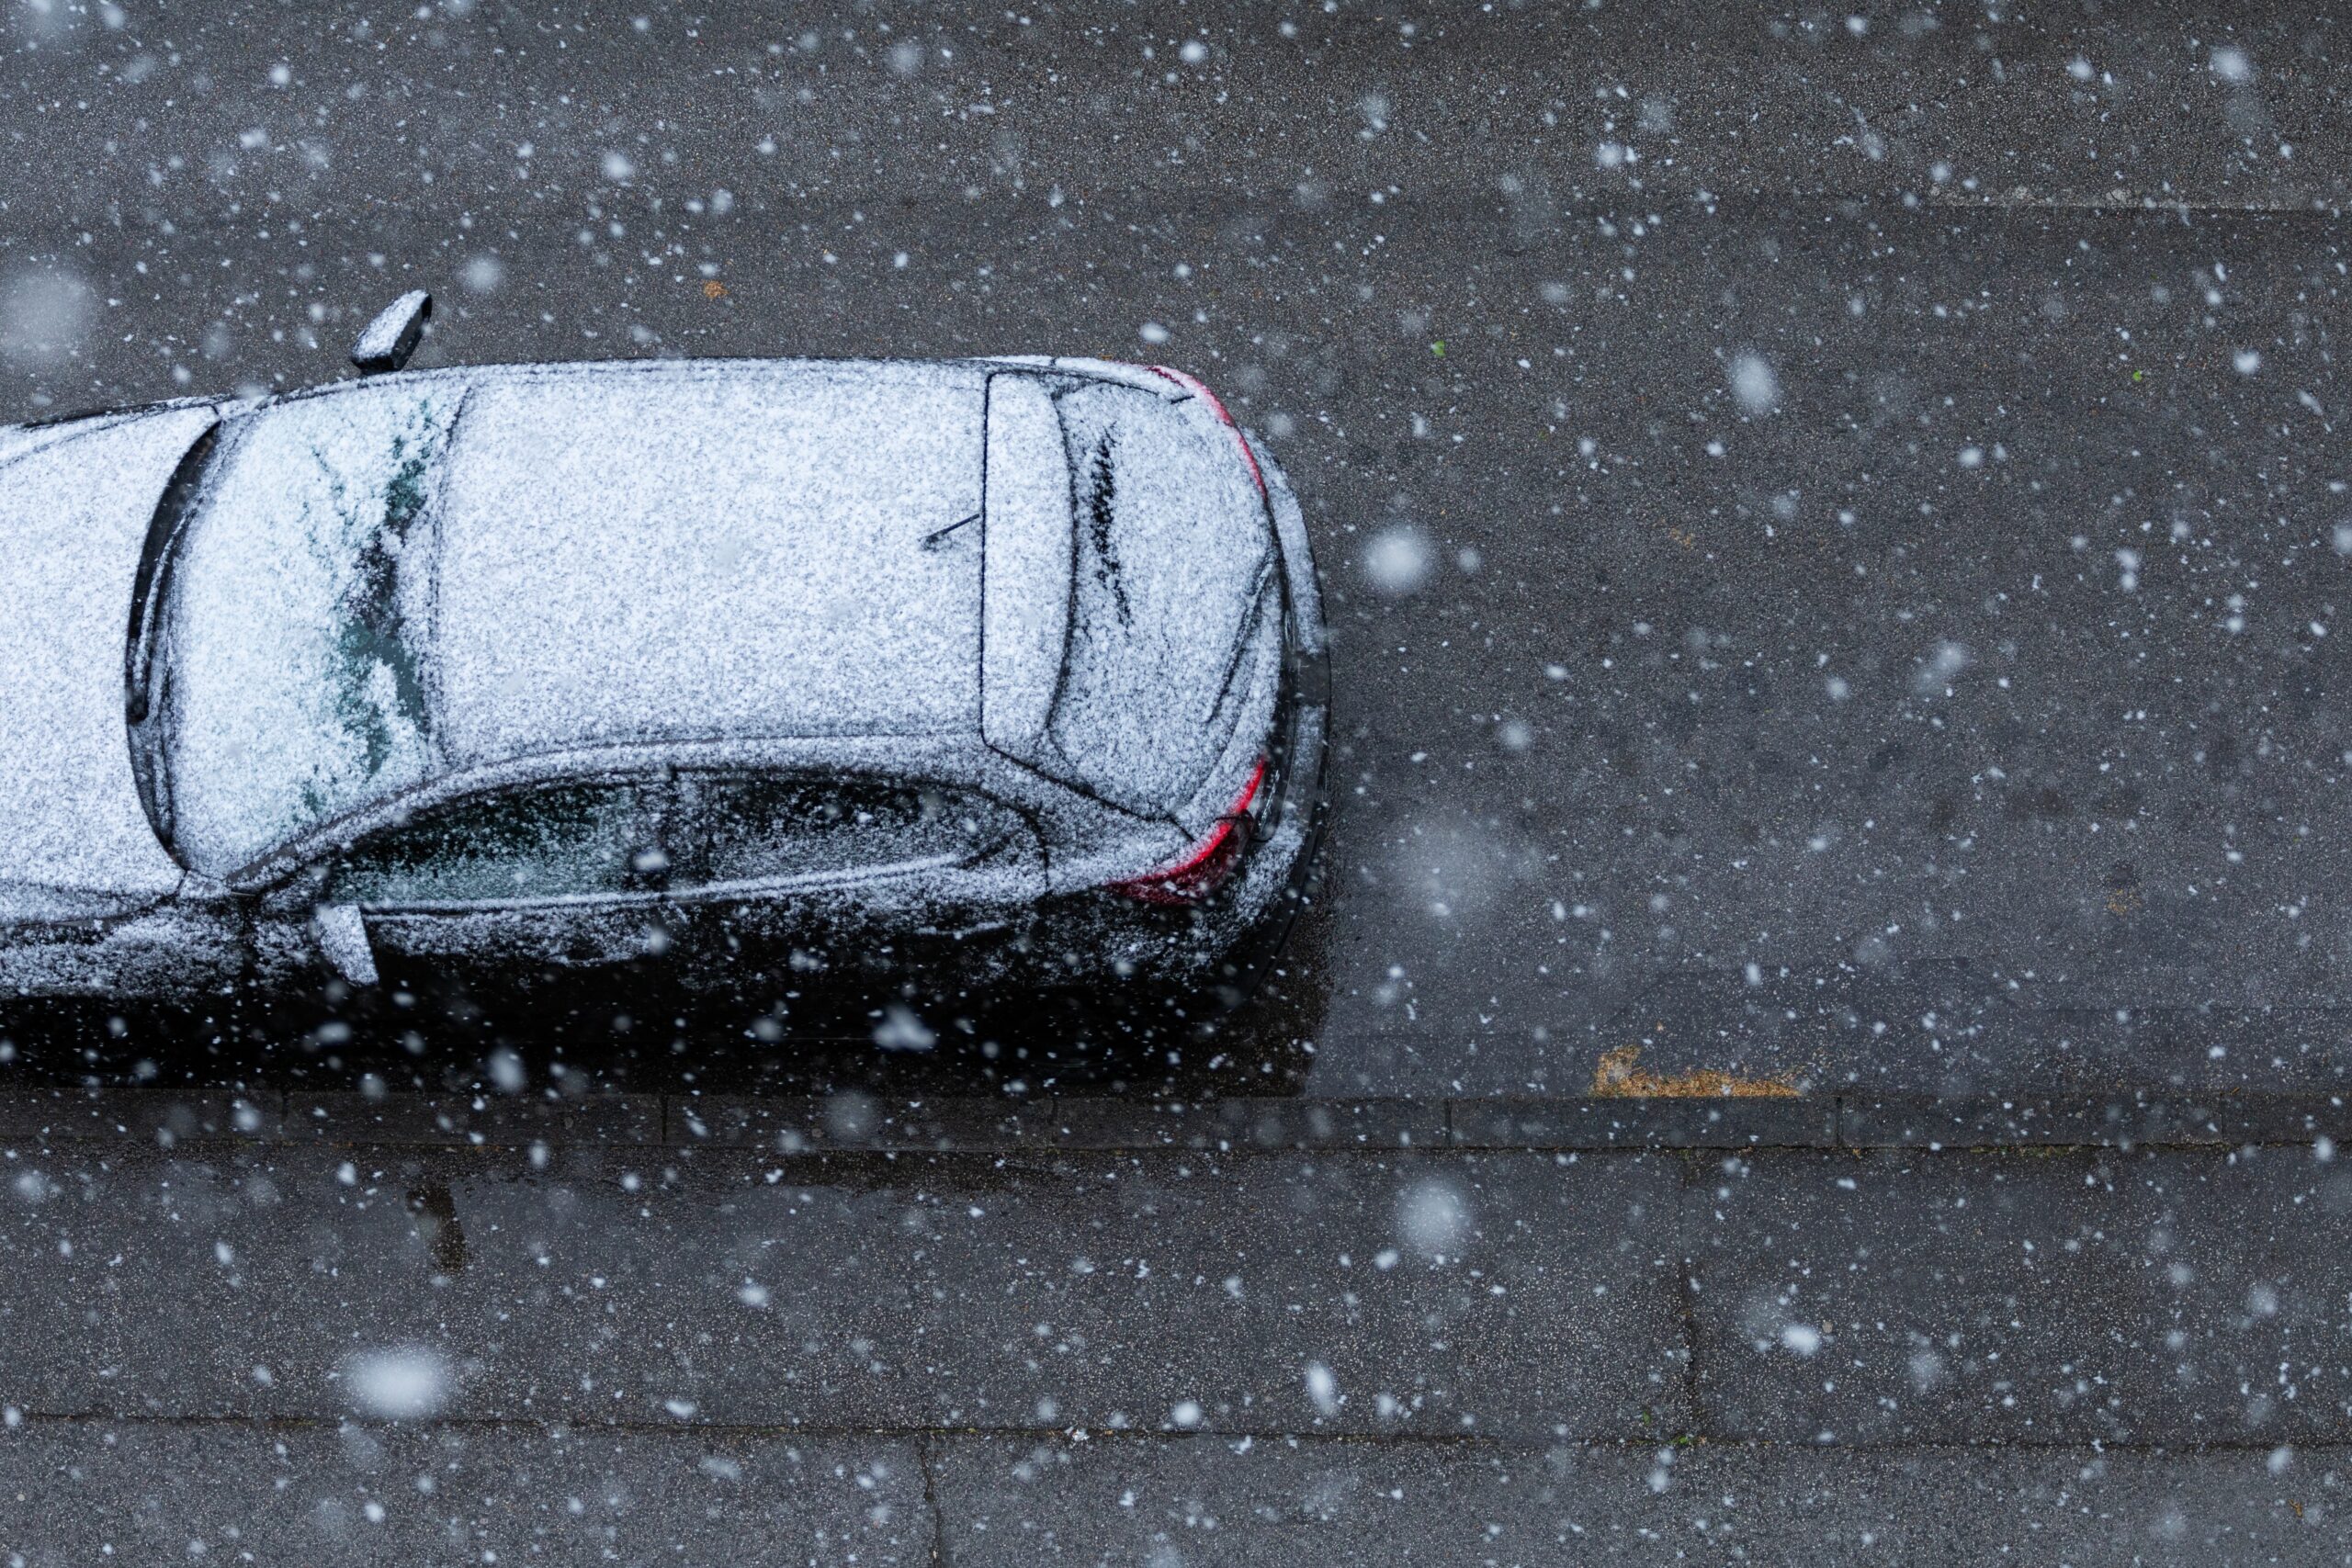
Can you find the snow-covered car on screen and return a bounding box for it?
[0,344,1327,1019]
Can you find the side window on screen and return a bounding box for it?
[327,782,654,908]
[671,774,1016,892]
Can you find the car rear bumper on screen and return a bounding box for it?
[1215,434,1329,960]
[1014,434,1327,992]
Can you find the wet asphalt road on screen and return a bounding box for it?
[2,1,2350,1100]
[5,5,2352,1561]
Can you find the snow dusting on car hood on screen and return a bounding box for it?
[0,406,214,909]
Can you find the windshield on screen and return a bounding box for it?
[137,381,462,876]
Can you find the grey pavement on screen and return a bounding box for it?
[6,1134,2349,1446]
[6,1426,2346,1566]
[7,1424,2344,1565]
[0,1421,933,1565]
[4,1127,2351,1561]
[931,1437,2352,1567]
[0,1141,1689,1438]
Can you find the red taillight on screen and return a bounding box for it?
[1148,365,1267,499]
[1110,758,1268,905]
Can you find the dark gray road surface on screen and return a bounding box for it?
[5,1,2350,1100]
[6,3,2352,1560]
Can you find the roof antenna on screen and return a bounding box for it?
[350,290,433,374]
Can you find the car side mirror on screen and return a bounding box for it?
[350,290,432,373]
[311,902,379,987]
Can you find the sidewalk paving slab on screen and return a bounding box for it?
[0,1088,283,1145]
[282,1089,664,1147]
[1044,1097,1446,1152]
[0,1420,928,1567]
[1681,1147,2352,1445]
[8,1134,2347,1450]
[0,1145,1688,1441]
[932,1434,2350,1567]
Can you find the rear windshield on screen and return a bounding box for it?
[1043,383,1269,814]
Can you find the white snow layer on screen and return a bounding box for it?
[978,372,1071,764]
[163,361,987,874]
[434,363,985,765]
[164,382,456,874]
[1042,381,1269,815]
[0,407,216,907]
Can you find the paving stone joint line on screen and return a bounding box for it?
[0,1089,2345,1154]
[3,1409,2346,1461]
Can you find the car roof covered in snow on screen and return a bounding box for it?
[430,360,988,763]
[153,359,996,874]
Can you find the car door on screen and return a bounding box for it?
[314,777,669,1001]
[0,887,246,1004]
[662,771,1044,1004]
